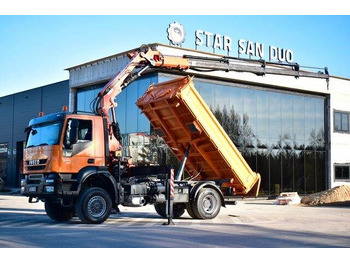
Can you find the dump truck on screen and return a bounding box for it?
[21,45,327,224]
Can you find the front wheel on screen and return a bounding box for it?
[192,188,221,219]
[75,187,112,224]
[45,199,75,222]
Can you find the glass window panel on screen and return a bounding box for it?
[230,88,244,119]
[269,137,281,150]
[257,137,269,149]
[269,92,281,143]
[315,99,325,150]
[305,151,316,194]
[256,90,269,139]
[305,97,315,149]
[270,149,281,195]
[0,142,8,180]
[316,152,326,192]
[257,148,270,195]
[137,76,157,133]
[282,149,293,191]
[243,89,257,138]
[294,140,305,150]
[341,113,349,131]
[76,90,86,112]
[196,81,215,109]
[215,85,231,111]
[230,88,243,147]
[125,81,138,133]
[334,112,341,131]
[282,94,294,150]
[115,87,126,134]
[335,166,342,179]
[344,166,350,179]
[242,148,256,172]
[293,95,305,142]
[294,150,305,193]
[281,94,293,139]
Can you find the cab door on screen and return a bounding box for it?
[61,118,95,172]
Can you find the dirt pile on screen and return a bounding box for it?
[301,185,350,206]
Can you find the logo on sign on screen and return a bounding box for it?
[167,22,186,46]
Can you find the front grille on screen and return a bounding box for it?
[25,159,47,165]
[27,166,46,171]
[25,159,47,171]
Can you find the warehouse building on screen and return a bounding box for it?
[0,80,69,187]
[1,43,350,196]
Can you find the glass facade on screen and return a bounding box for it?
[76,73,327,195]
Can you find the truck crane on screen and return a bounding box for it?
[21,45,328,224]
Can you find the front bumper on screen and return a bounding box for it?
[21,174,61,198]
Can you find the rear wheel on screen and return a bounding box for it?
[154,203,186,218]
[45,199,75,222]
[192,188,221,219]
[75,187,112,224]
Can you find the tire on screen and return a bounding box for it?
[75,187,112,224]
[45,199,75,222]
[185,202,198,219]
[154,203,186,218]
[192,188,221,219]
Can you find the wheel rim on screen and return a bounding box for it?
[87,195,107,218]
[202,195,217,214]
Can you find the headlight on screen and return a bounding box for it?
[21,179,27,186]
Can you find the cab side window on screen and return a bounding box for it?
[78,120,92,141]
[63,119,93,156]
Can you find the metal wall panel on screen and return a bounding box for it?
[69,54,130,88]
[0,80,69,187]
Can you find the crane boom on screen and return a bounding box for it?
[95,46,189,153]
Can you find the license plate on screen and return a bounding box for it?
[28,186,37,192]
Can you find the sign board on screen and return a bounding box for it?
[167,22,294,63]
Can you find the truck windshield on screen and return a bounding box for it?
[26,121,63,148]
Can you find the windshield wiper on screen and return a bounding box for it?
[38,143,49,146]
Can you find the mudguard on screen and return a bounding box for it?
[75,166,119,203]
[189,181,225,207]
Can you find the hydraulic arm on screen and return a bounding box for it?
[92,46,189,153]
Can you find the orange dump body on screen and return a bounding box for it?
[136,76,261,196]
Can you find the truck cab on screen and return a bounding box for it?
[21,112,122,222]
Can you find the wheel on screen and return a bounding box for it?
[154,203,186,218]
[192,188,221,219]
[45,199,75,222]
[75,187,112,224]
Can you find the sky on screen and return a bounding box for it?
[0,15,350,97]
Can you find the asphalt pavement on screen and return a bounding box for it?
[1,194,350,248]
